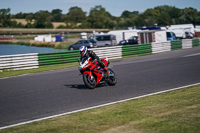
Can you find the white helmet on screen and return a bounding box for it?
[79,46,88,57]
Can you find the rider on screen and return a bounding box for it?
[79,46,109,75]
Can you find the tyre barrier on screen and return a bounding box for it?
[0,38,200,72]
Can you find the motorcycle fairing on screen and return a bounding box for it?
[83,71,93,77]
[93,68,104,84]
[82,68,103,85]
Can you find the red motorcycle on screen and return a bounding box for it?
[79,57,117,89]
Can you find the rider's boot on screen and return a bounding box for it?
[104,67,110,77]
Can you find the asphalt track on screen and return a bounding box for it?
[0,47,200,128]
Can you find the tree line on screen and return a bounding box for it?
[0,5,200,29]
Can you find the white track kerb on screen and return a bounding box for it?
[0,82,200,130]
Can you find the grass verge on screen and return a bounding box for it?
[0,84,199,133]
[0,62,78,78]
[0,53,152,78]
[0,40,74,49]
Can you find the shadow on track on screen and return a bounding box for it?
[64,83,108,90]
[64,84,88,89]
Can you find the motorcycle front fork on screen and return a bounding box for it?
[90,75,94,80]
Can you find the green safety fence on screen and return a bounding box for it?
[37,38,200,66]
[2,38,200,71]
[171,40,182,50]
[38,50,80,66]
[122,43,152,57]
[192,38,200,47]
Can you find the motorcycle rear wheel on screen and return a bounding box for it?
[106,68,117,86]
[83,73,96,89]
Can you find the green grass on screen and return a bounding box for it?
[123,53,152,59]
[54,41,74,49]
[14,35,37,40]
[0,84,199,133]
[0,62,78,78]
[13,34,80,40]
[0,40,75,49]
[0,53,152,78]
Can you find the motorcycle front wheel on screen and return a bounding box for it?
[106,68,117,86]
[83,73,96,89]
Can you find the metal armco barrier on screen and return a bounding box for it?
[0,38,200,72]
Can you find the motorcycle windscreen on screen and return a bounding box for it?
[81,57,89,64]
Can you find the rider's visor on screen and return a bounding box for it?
[80,51,85,56]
